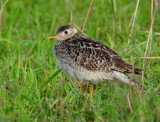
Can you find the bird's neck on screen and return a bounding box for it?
[71,33,85,39]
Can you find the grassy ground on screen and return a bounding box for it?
[0,0,160,121]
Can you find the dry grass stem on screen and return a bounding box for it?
[138,30,160,36]
[126,94,133,114]
[26,39,38,57]
[82,0,94,32]
[128,0,139,44]
[74,23,87,36]
[142,0,158,81]
[70,11,73,25]
[135,57,160,59]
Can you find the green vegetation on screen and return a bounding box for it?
[0,0,159,121]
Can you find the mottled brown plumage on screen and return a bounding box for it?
[48,25,141,85]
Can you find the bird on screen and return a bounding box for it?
[47,25,141,101]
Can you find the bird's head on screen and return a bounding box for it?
[47,25,78,41]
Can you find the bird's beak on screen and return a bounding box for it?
[47,35,59,39]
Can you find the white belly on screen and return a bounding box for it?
[57,60,115,84]
[57,59,133,85]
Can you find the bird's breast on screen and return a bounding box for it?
[53,42,68,58]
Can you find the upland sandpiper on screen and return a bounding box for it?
[48,25,141,101]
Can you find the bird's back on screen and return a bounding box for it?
[54,33,141,83]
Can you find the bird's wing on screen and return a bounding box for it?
[66,35,133,73]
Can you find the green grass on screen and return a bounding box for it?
[0,0,160,121]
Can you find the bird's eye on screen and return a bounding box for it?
[64,31,68,34]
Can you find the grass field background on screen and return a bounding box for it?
[0,0,160,121]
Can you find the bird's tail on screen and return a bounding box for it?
[127,64,142,75]
[134,68,142,74]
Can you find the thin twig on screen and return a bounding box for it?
[82,0,94,32]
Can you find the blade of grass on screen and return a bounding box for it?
[0,0,9,34]
[111,0,117,14]
[21,95,37,105]
[40,69,61,89]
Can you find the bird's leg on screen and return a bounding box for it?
[89,84,94,101]
[78,83,86,93]
[81,83,86,93]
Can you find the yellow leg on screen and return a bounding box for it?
[89,84,94,101]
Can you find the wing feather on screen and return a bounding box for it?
[64,34,141,74]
